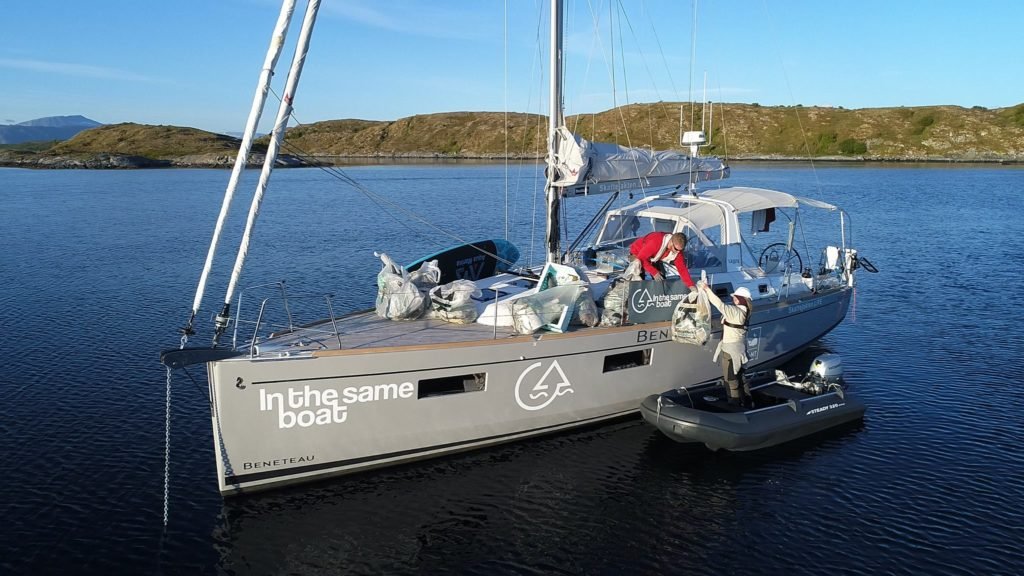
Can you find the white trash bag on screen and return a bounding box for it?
[599,278,630,327]
[408,259,441,291]
[672,281,711,345]
[572,286,600,327]
[427,279,482,324]
[374,252,428,320]
[511,299,546,334]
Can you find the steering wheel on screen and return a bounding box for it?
[758,243,803,274]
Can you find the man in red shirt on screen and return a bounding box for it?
[628,231,696,290]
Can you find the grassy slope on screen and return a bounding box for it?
[567,102,1024,159]
[48,123,262,158]
[13,104,1024,161]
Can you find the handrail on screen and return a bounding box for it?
[230,285,343,356]
[232,281,289,349]
[249,297,273,358]
[323,294,342,348]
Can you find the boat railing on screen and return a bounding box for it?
[231,281,342,354]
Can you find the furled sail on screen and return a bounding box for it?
[549,126,729,197]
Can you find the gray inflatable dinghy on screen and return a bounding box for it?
[640,354,865,451]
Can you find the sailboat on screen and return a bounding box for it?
[162,0,872,495]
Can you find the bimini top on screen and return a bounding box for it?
[606,186,844,245]
[699,187,839,212]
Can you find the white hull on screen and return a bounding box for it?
[208,287,851,494]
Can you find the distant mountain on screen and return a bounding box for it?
[16,115,101,128]
[0,115,103,144]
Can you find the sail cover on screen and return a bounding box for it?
[550,127,729,197]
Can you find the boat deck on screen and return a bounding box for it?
[252,310,527,356]
[242,271,841,358]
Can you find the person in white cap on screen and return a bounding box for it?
[700,283,754,407]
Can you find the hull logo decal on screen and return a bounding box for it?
[260,382,414,429]
[631,288,655,314]
[630,286,688,315]
[746,327,762,361]
[515,360,574,411]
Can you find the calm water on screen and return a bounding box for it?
[1,163,1021,575]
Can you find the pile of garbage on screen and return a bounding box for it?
[374,253,481,324]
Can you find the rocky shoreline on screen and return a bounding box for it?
[0,151,313,169]
[1,151,1020,169]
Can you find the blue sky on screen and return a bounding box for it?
[2,0,1022,134]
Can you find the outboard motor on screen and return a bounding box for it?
[804,353,844,394]
[776,353,844,395]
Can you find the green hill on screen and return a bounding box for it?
[3,103,1023,168]
[245,102,1024,161]
[265,112,546,158]
[51,123,259,158]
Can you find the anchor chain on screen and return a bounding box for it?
[163,365,173,527]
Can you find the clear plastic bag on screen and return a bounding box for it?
[511,299,546,334]
[599,278,630,327]
[408,260,440,291]
[672,288,711,345]
[374,252,428,320]
[572,286,599,327]
[426,279,482,324]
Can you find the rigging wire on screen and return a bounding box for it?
[513,1,548,269]
[504,0,509,241]
[717,79,730,164]
[613,0,672,149]
[615,1,630,107]
[759,0,824,199]
[609,0,616,110]
[581,0,649,199]
[266,89,518,267]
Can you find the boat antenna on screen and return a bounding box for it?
[701,72,707,132]
[180,0,297,341]
[687,0,698,133]
[214,0,322,346]
[680,0,706,196]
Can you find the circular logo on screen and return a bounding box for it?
[631,288,654,314]
[514,361,574,411]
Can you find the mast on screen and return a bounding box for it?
[544,0,564,264]
[183,0,297,337]
[214,0,322,345]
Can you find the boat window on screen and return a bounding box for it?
[648,217,675,234]
[596,214,639,245]
[596,214,676,246]
[603,349,652,372]
[699,224,722,245]
[738,208,798,269]
[418,373,486,398]
[682,227,725,271]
